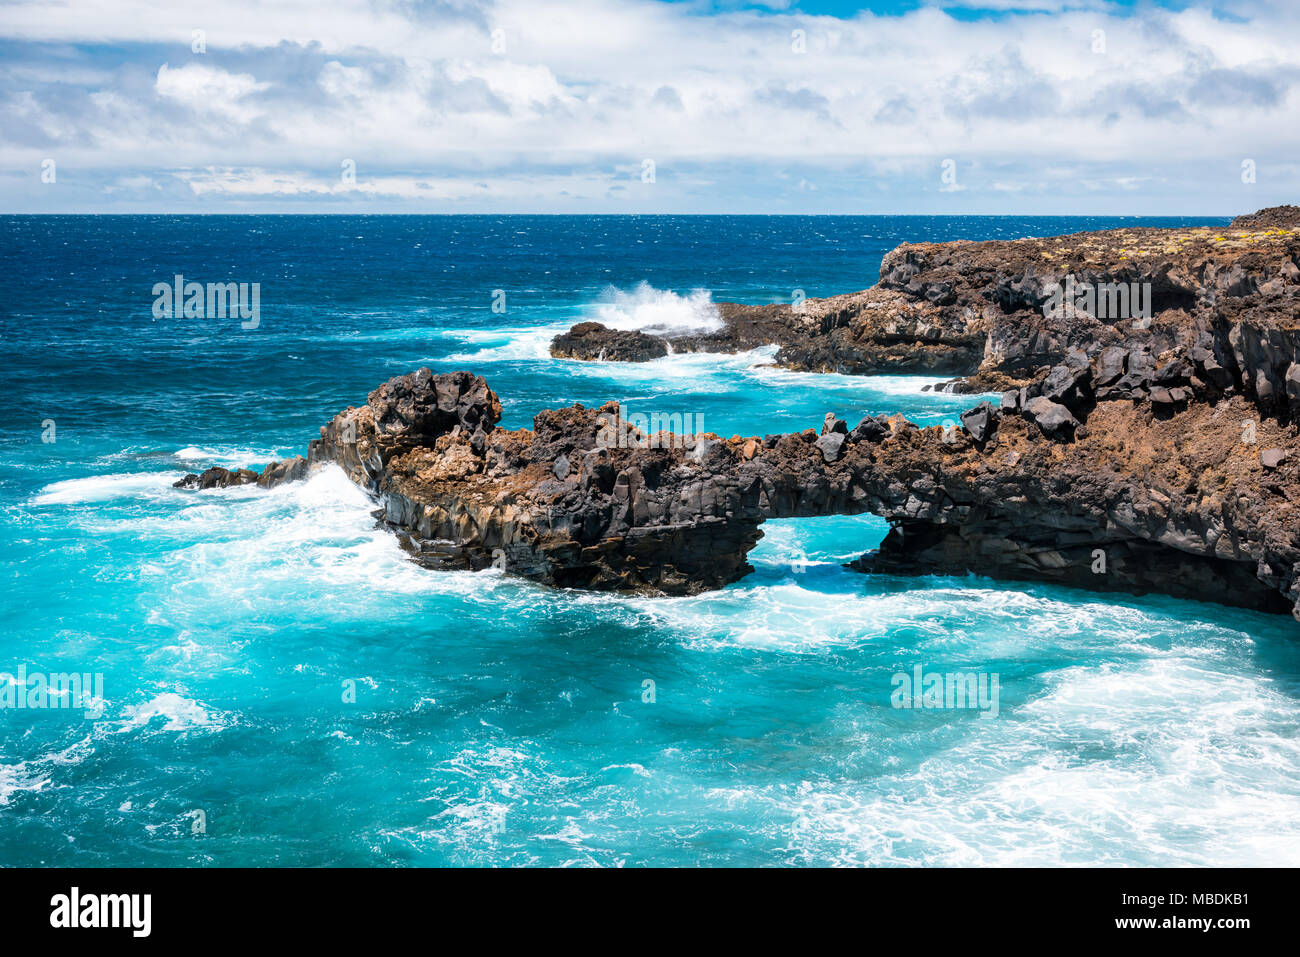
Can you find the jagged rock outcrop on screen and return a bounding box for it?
[173,466,260,490]
[550,322,668,362]
[174,456,307,490]
[180,211,1300,622]
[175,370,501,492]
[256,456,309,488]
[1231,206,1300,229]
[550,303,813,362]
[552,219,1300,402]
[284,359,1299,616]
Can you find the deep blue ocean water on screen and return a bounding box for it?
[3,214,1299,866]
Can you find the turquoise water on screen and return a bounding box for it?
[3,215,1299,866]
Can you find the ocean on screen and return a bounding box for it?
[3,214,1299,866]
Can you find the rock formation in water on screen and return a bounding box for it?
[174,456,308,490]
[550,321,669,362]
[179,211,1300,621]
[551,210,1300,396]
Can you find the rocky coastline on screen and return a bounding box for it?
[177,208,1300,621]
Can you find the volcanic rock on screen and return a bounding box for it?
[1023,396,1079,439]
[814,431,847,462]
[1261,448,1287,469]
[548,211,1300,409]
[960,401,997,443]
[256,456,308,488]
[190,210,1300,622]
[1230,205,1300,228]
[849,415,890,443]
[550,322,669,362]
[173,466,259,490]
[822,413,848,435]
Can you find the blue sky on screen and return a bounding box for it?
[0,0,1295,214]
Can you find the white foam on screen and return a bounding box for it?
[750,365,999,401]
[719,650,1300,866]
[439,325,561,363]
[587,282,722,335]
[172,445,285,467]
[118,692,227,733]
[557,345,778,391]
[0,737,96,807]
[97,465,516,649]
[0,762,51,807]
[33,471,187,505]
[436,284,724,365]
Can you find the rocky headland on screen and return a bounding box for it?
[551,206,1300,395]
[178,208,1300,621]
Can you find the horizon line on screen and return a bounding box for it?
[0,210,1241,218]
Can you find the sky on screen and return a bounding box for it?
[0,0,1296,214]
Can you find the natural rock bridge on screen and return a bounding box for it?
[177,209,1300,620]
[177,360,1296,619]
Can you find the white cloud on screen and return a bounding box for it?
[174,164,621,201]
[0,0,1297,211]
[155,63,269,121]
[444,59,568,110]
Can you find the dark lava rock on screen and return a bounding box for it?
[246,211,1300,619]
[176,456,309,491]
[960,401,997,443]
[1023,396,1079,439]
[822,413,847,435]
[1096,346,1127,386]
[1102,350,1156,400]
[368,368,501,457]
[550,321,669,362]
[256,456,308,488]
[1285,365,1300,409]
[814,431,847,462]
[1192,346,1233,391]
[1040,360,1093,411]
[848,415,890,444]
[1150,386,1176,408]
[1231,205,1300,229]
[1155,357,1191,386]
[173,466,259,490]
